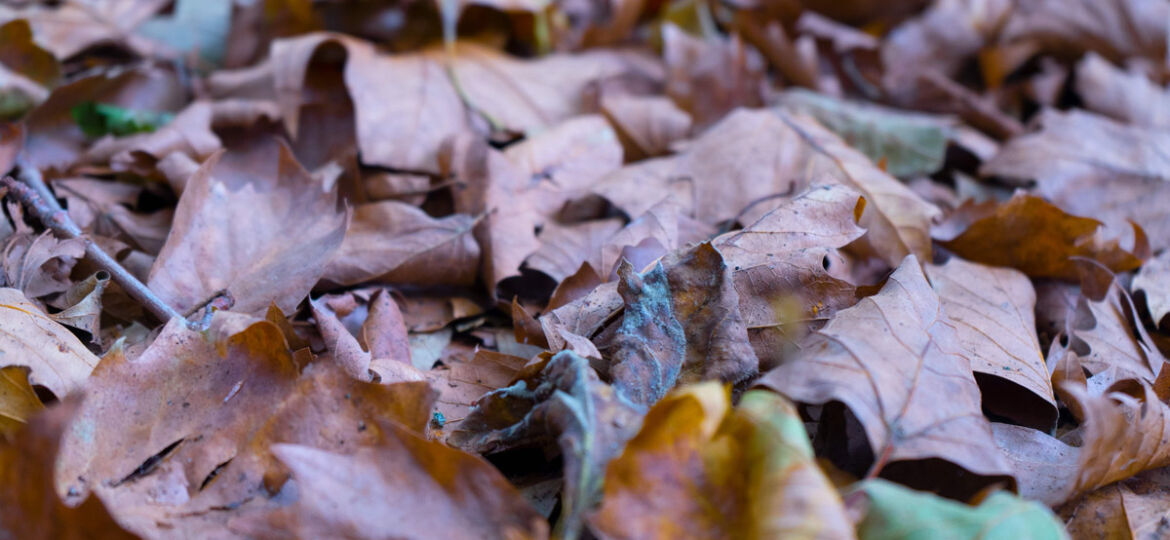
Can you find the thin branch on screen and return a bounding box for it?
[1,171,184,323]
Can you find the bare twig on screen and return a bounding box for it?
[2,165,184,323]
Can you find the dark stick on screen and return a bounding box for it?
[2,168,184,323]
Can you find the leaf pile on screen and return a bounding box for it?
[0,0,1167,538]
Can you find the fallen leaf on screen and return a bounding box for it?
[981,109,1170,250]
[451,351,643,539]
[0,287,98,399]
[49,270,109,340]
[757,256,1014,494]
[1134,250,1170,329]
[778,89,954,178]
[999,0,1169,63]
[935,193,1146,281]
[322,200,481,287]
[590,384,856,540]
[1,230,85,299]
[593,108,939,266]
[148,141,346,315]
[925,258,1056,431]
[425,349,527,436]
[243,421,549,539]
[1075,52,1170,129]
[599,94,692,161]
[662,23,765,129]
[0,366,42,439]
[848,478,1067,540]
[0,398,135,539]
[0,0,167,59]
[1060,467,1170,539]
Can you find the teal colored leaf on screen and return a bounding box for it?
[852,479,1069,540]
[778,89,952,178]
[71,102,174,138]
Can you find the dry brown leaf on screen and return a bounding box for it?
[1060,467,1170,539]
[1,230,85,298]
[527,218,623,283]
[881,0,1012,103]
[54,178,173,255]
[981,109,1170,250]
[0,287,98,399]
[662,23,765,129]
[757,256,1013,493]
[999,0,1169,63]
[445,115,623,290]
[996,379,1170,506]
[1134,250,1170,329]
[599,94,692,161]
[56,312,438,537]
[148,141,346,315]
[81,100,221,175]
[0,366,42,439]
[425,349,526,436]
[323,200,481,287]
[0,0,166,59]
[593,108,939,266]
[0,398,135,539]
[925,258,1056,431]
[713,184,866,369]
[240,421,549,540]
[49,270,109,340]
[1076,53,1170,129]
[590,384,855,540]
[935,193,1146,281]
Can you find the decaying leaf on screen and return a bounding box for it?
[0,366,42,439]
[451,351,643,539]
[758,256,1013,494]
[925,258,1056,431]
[591,384,855,540]
[148,141,346,314]
[935,193,1146,281]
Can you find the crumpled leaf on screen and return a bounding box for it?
[925,258,1056,431]
[995,378,1170,507]
[757,256,1013,493]
[934,193,1146,281]
[148,140,346,314]
[608,260,686,407]
[778,89,954,178]
[425,349,527,437]
[593,108,939,266]
[590,384,856,540]
[849,478,1067,540]
[49,270,110,341]
[322,200,481,287]
[1,230,85,299]
[451,351,643,539]
[981,109,1170,250]
[80,100,221,175]
[0,287,98,399]
[1060,467,1170,539]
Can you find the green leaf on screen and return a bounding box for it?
[70,102,173,138]
[778,89,952,178]
[851,479,1069,540]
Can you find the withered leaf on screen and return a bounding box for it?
[935,193,1146,281]
[245,421,549,540]
[1134,249,1170,328]
[148,141,346,314]
[451,351,643,539]
[590,384,855,540]
[981,110,1170,250]
[0,287,98,399]
[0,366,42,439]
[925,258,1056,431]
[757,256,1013,491]
[1076,52,1170,129]
[322,200,481,287]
